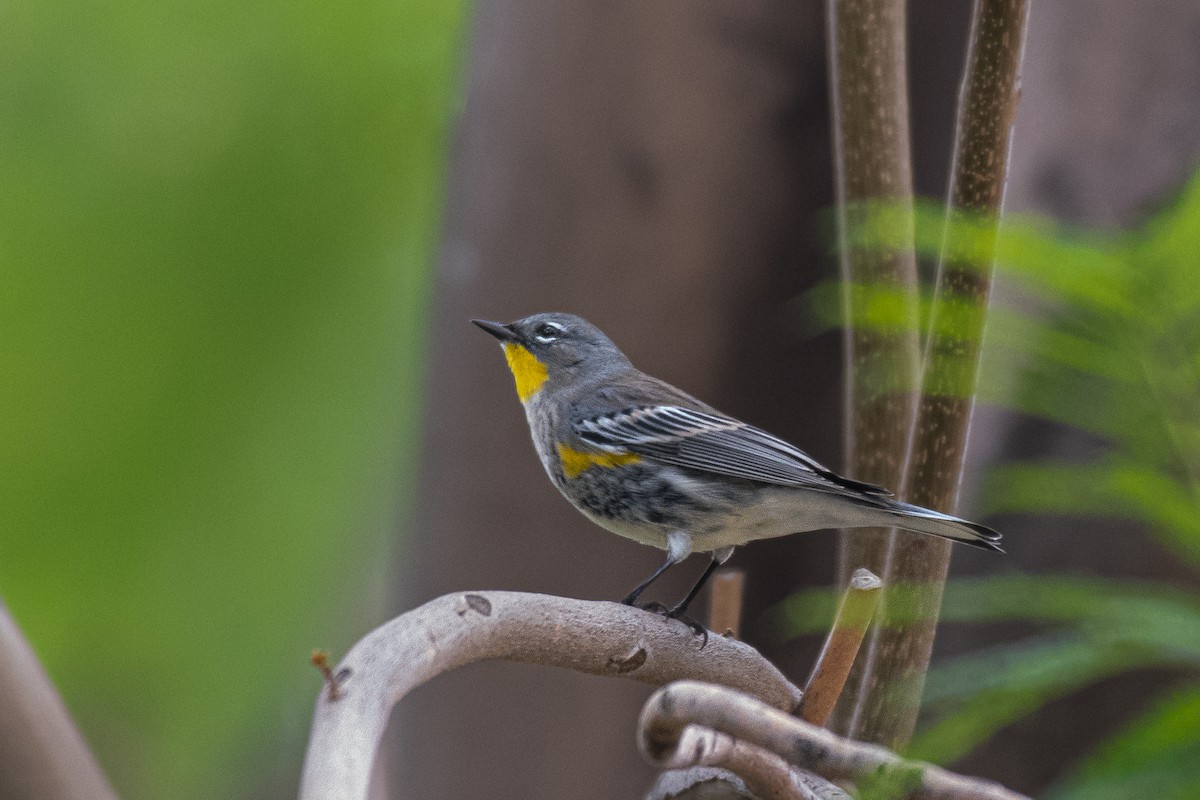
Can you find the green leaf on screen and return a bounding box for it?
[980,462,1130,518]
[760,585,841,640]
[1049,687,1200,800]
[771,575,1200,666]
[936,576,1200,664]
[910,633,1137,764]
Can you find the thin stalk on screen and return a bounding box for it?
[848,0,1031,747]
[829,0,921,584]
[826,0,921,733]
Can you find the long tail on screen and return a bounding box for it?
[884,500,1004,552]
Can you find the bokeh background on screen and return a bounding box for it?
[3,1,1199,799]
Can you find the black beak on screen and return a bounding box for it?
[471,318,520,342]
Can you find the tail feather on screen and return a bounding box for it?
[886,501,1004,553]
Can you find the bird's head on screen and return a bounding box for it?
[472,312,630,403]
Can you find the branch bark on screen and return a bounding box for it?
[645,727,855,800]
[849,0,1030,748]
[648,727,809,800]
[639,681,1031,800]
[299,591,802,800]
[645,767,756,800]
[0,601,117,800]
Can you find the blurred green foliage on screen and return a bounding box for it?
[781,169,1200,796]
[0,0,466,797]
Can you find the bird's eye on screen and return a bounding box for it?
[533,323,563,342]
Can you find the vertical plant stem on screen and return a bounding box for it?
[849,0,1030,748]
[825,0,920,734]
[828,0,921,587]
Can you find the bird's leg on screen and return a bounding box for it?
[622,530,693,608]
[620,554,676,607]
[668,555,722,618]
[662,555,725,647]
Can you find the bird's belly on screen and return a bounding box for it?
[686,490,815,551]
[552,462,768,550]
[554,463,706,531]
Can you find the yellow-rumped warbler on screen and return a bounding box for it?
[473,312,1002,629]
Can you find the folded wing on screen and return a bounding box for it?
[574,405,889,496]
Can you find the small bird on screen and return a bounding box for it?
[473,312,1002,633]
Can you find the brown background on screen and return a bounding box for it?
[394,2,1200,797]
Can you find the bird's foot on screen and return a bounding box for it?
[664,606,709,649]
[635,600,670,614]
[621,598,710,648]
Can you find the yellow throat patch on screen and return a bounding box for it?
[556,443,641,479]
[502,343,549,403]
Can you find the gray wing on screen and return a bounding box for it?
[574,405,889,496]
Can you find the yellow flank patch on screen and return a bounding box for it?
[502,343,549,402]
[556,443,641,479]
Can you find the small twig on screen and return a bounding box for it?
[708,568,746,639]
[300,591,802,800]
[799,568,882,727]
[310,650,345,701]
[639,681,1031,800]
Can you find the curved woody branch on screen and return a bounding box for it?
[299,591,802,800]
[639,681,1031,800]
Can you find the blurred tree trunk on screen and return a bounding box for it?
[393,3,834,799]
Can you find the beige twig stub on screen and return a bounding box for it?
[800,568,883,726]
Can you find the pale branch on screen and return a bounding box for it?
[0,601,117,800]
[640,681,1031,800]
[650,726,808,800]
[708,568,746,639]
[299,591,802,800]
[646,766,849,800]
[828,0,922,590]
[799,568,882,727]
[793,772,854,800]
[649,725,859,800]
[648,753,854,800]
[850,0,1030,748]
[649,555,750,799]
[645,767,756,800]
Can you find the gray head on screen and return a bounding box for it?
[471,312,631,402]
